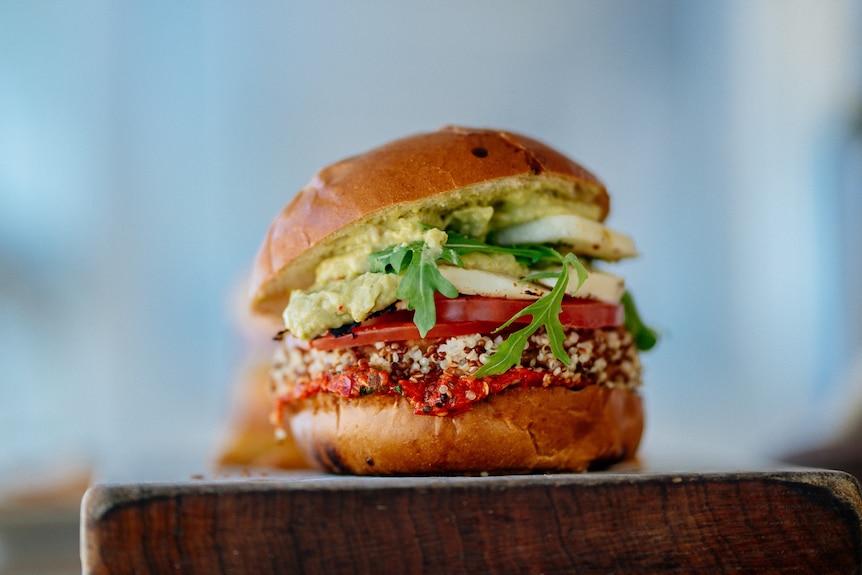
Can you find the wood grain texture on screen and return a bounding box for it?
[81,470,862,574]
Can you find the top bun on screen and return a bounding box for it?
[250,126,609,315]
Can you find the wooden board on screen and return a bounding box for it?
[81,469,862,574]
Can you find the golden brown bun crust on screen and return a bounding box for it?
[288,386,643,475]
[251,126,609,315]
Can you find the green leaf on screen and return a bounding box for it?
[621,291,659,351]
[389,249,410,273]
[444,231,559,266]
[369,241,423,274]
[474,251,587,377]
[397,244,458,336]
[438,244,463,267]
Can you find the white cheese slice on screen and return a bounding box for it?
[438,267,548,299]
[438,266,624,304]
[536,268,625,304]
[493,214,638,261]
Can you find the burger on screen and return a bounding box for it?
[250,126,657,475]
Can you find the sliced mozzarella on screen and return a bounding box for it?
[438,266,624,304]
[535,268,625,304]
[494,214,637,261]
[438,267,548,299]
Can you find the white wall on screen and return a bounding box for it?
[1,0,860,479]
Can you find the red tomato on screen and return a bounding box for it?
[310,296,622,350]
[435,295,622,327]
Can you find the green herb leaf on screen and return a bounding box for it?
[438,244,463,267]
[370,239,460,337]
[369,241,423,274]
[397,243,459,336]
[474,252,587,377]
[621,291,659,351]
[444,232,559,266]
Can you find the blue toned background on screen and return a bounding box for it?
[1,1,861,485]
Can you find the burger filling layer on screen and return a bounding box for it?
[272,185,656,419]
[271,325,642,419]
[282,192,637,343]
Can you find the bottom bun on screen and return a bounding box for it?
[289,386,643,475]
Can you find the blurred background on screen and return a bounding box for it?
[1,0,861,570]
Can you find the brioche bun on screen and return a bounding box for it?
[289,386,643,475]
[251,126,609,316]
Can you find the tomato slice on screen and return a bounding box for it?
[310,296,622,351]
[310,321,502,351]
[436,295,622,327]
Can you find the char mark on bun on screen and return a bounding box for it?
[250,126,657,475]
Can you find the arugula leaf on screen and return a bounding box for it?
[474,252,587,377]
[369,241,422,274]
[621,291,659,351]
[369,240,458,337]
[398,244,459,336]
[370,240,463,273]
[443,231,559,266]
